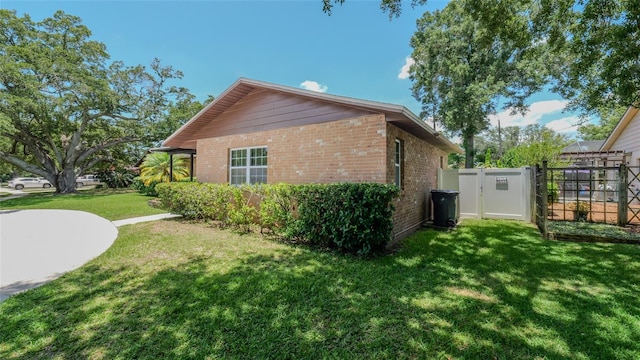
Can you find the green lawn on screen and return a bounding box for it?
[0,189,166,220]
[1,219,639,359]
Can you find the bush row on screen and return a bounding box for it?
[155,182,399,255]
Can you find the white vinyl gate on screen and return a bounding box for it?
[437,168,532,221]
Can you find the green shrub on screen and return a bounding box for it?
[547,182,559,203]
[292,183,399,255]
[156,182,399,255]
[228,185,257,233]
[156,182,234,222]
[96,168,136,188]
[132,177,159,196]
[256,183,296,235]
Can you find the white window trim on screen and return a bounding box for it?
[229,146,268,185]
[395,139,402,188]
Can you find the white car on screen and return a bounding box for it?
[8,177,52,190]
[75,174,100,187]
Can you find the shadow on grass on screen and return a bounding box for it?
[1,220,639,359]
[0,189,132,207]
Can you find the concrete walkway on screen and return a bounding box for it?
[0,209,180,302]
[112,213,182,227]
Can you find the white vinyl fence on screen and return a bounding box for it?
[437,167,532,222]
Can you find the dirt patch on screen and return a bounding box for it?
[445,286,498,303]
[548,201,640,225]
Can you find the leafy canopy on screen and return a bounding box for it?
[323,0,640,115]
[0,10,194,193]
[409,0,547,168]
[499,124,571,168]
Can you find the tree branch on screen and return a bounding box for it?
[46,133,64,166]
[4,130,58,175]
[76,136,140,165]
[0,151,50,178]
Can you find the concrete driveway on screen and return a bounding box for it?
[0,209,118,302]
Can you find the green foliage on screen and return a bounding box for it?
[291,183,399,255]
[139,152,189,185]
[475,126,521,165]
[255,183,296,235]
[96,168,136,189]
[156,182,399,255]
[4,219,640,359]
[541,1,640,112]
[0,10,193,193]
[156,182,233,222]
[410,0,547,168]
[328,0,640,114]
[0,189,166,220]
[548,220,640,241]
[498,124,570,167]
[462,0,640,113]
[228,186,258,233]
[448,153,464,169]
[131,177,160,197]
[577,105,627,141]
[547,182,559,203]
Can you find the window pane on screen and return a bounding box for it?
[250,147,268,166]
[249,167,267,184]
[230,168,246,185]
[231,149,247,167]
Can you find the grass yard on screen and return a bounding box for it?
[1,219,639,359]
[0,189,166,220]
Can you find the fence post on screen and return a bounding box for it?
[542,161,548,238]
[618,163,628,226]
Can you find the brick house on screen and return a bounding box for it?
[162,78,462,240]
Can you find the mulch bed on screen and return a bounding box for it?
[548,201,640,225]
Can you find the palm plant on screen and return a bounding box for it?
[139,152,189,185]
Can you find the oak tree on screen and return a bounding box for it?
[409,0,546,167]
[0,10,187,193]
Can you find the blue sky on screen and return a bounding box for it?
[2,0,589,140]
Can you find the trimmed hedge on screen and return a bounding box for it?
[291,183,399,255]
[155,182,399,255]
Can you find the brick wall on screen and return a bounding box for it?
[196,114,388,184]
[386,123,447,242]
[195,113,447,244]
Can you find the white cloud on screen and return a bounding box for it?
[489,100,568,128]
[299,80,328,93]
[398,57,415,80]
[544,116,581,134]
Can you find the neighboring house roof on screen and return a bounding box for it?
[562,140,605,153]
[601,106,640,151]
[560,139,626,163]
[162,78,463,154]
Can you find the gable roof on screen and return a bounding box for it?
[562,140,605,153]
[601,106,640,151]
[162,78,462,153]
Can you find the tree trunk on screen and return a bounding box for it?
[56,170,78,194]
[463,133,475,169]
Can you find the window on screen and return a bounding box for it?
[395,139,402,188]
[230,147,267,185]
